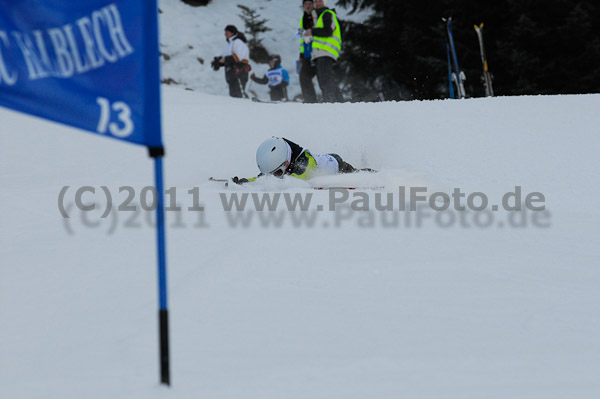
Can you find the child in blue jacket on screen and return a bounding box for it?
[250,54,290,101]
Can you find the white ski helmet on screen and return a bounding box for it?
[256,137,292,175]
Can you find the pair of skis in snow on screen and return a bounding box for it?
[444,17,467,99]
[246,80,291,104]
[250,96,290,104]
[443,17,494,98]
[474,23,494,97]
[248,90,298,104]
[209,176,384,191]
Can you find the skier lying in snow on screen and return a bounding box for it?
[231,137,371,184]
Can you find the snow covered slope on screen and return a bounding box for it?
[2,87,600,398]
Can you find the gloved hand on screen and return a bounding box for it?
[250,73,256,80]
[210,56,221,71]
[232,176,249,185]
[294,28,304,39]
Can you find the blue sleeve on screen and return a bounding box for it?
[283,69,290,83]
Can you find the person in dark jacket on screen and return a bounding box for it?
[251,54,290,101]
[298,0,318,103]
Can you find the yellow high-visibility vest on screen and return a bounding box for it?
[299,18,305,54]
[312,9,342,59]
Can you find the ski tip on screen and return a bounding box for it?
[209,177,230,187]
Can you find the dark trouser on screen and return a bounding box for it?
[225,66,248,98]
[314,56,340,103]
[299,57,317,103]
[269,85,288,102]
[227,74,248,98]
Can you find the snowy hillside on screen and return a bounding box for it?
[2,1,600,399]
[159,0,368,100]
[3,88,600,398]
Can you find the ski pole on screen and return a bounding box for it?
[446,44,455,99]
[238,77,248,99]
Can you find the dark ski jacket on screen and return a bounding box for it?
[302,11,314,31]
[299,10,315,59]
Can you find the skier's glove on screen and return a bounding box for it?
[232,176,249,185]
[250,73,256,80]
[210,56,221,71]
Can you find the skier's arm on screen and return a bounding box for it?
[282,69,290,85]
[231,174,263,185]
[252,74,269,85]
[223,55,237,66]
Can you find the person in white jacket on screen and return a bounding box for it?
[211,25,251,98]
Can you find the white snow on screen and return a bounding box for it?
[2,1,600,399]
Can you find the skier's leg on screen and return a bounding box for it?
[270,86,282,102]
[225,66,241,98]
[329,154,356,173]
[299,58,317,103]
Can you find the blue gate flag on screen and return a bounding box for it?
[0,0,162,148]
[0,0,171,385]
